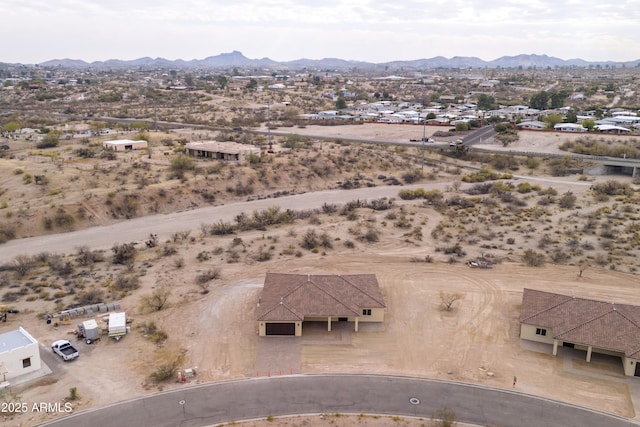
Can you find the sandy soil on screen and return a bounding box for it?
[271,123,628,155]
[5,215,640,426]
[2,124,640,427]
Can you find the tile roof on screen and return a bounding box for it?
[257,273,385,322]
[520,288,640,358]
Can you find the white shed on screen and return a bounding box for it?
[0,327,41,381]
[103,139,148,152]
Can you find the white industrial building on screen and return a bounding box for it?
[103,139,148,152]
[0,327,42,381]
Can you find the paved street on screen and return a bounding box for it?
[38,374,639,427]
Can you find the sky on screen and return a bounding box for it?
[1,0,638,64]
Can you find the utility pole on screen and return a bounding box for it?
[421,112,426,171]
[267,101,272,150]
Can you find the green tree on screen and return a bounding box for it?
[1,121,21,137]
[582,119,596,131]
[170,154,195,179]
[565,109,578,123]
[36,133,59,148]
[550,91,568,109]
[246,78,258,90]
[529,91,549,110]
[335,96,347,110]
[543,114,564,129]
[476,94,495,111]
[216,75,228,89]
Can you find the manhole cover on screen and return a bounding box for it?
[409,397,420,405]
[179,400,186,405]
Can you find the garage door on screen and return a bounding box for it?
[266,323,295,336]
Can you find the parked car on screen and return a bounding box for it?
[52,340,79,361]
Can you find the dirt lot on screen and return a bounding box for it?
[2,124,640,427]
[4,222,640,426]
[271,122,612,155]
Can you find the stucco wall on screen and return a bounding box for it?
[359,307,385,322]
[520,323,554,344]
[0,331,41,380]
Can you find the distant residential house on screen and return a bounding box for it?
[520,288,640,377]
[184,141,260,162]
[103,139,148,151]
[257,273,386,336]
[516,120,546,130]
[595,124,631,134]
[554,123,586,132]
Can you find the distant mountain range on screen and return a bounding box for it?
[12,51,640,70]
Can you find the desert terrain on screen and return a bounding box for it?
[0,124,639,427]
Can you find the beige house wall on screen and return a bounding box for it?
[520,323,554,344]
[623,357,639,376]
[360,307,384,322]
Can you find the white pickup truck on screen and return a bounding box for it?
[52,340,79,361]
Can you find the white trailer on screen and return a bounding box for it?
[108,312,127,340]
[78,319,100,343]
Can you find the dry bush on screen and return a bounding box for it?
[112,242,137,265]
[522,249,545,267]
[140,286,171,312]
[196,268,221,285]
[75,246,104,266]
[138,321,168,344]
[12,255,35,277]
[114,273,140,292]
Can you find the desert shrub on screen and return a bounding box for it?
[522,249,545,267]
[402,169,423,184]
[442,243,466,257]
[558,191,577,209]
[114,274,140,291]
[162,245,177,257]
[76,246,104,265]
[255,247,272,261]
[75,288,104,305]
[140,286,171,312]
[210,220,236,235]
[461,167,512,183]
[170,154,195,179]
[300,229,320,250]
[138,321,168,344]
[358,228,380,243]
[36,134,59,149]
[322,203,338,214]
[112,242,137,265]
[0,227,16,244]
[12,255,35,277]
[367,198,394,211]
[196,268,221,285]
[54,208,75,229]
[517,182,532,193]
[592,180,632,197]
[431,407,458,427]
[149,359,180,383]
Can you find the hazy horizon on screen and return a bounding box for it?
[1,0,637,64]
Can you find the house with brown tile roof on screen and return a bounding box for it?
[520,288,640,376]
[256,273,386,336]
